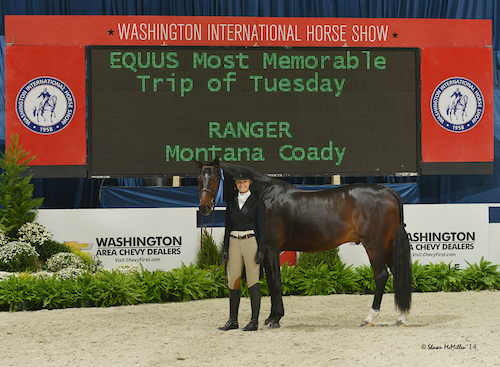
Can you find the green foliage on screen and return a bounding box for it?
[95,270,145,307]
[280,263,303,296]
[296,260,360,296]
[33,275,77,309]
[1,259,500,312]
[0,274,38,311]
[462,257,500,291]
[297,263,334,295]
[326,258,360,294]
[35,240,72,263]
[355,264,377,293]
[411,260,436,292]
[296,249,339,269]
[428,262,465,292]
[0,134,44,238]
[132,266,170,303]
[196,228,223,269]
[74,271,101,307]
[163,263,215,302]
[206,266,229,298]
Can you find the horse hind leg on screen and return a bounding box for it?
[360,266,389,327]
[394,310,409,327]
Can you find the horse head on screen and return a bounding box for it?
[194,157,222,216]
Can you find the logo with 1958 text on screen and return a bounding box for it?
[430,77,484,133]
[16,77,75,134]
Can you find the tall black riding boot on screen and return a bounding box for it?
[218,288,240,331]
[242,283,261,331]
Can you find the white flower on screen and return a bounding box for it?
[32,270,55,279]
[45,252,87,272]
[0,271,15,281]
[0,230,9,246]
[18,222,54,246]
[0,241,39,263]
[56,267,85,280]
[112,264,141,275]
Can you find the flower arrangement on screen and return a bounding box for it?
[18,222,54,246]
[0,241,39,272]
[113,264,141,275]
[45,252,88,272]
[0,135,99,275]
[56,267,86,280]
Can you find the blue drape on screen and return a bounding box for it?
[1,0,500,206]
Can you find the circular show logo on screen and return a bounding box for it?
[15,77,76,134]
[430,77,484,133]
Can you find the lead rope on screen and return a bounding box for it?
[200,208,216,269]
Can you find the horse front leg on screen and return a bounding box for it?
[263,246,284,328]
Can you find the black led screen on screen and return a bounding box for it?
[88,46,419,177]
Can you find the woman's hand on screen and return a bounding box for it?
[254,250,264,264]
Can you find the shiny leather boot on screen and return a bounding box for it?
[242,283,261,331]
[218,288,240,331]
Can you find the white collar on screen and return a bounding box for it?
[238,190,251,208]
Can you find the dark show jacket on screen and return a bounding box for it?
[223,193,266,253]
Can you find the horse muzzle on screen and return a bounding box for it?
[199,203,213,216]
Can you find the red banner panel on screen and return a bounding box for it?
[4,16,493,176]
[421,47,493,163]
[5,46,86,168]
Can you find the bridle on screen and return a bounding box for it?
[199,165,221,209]
[198,165,226,272]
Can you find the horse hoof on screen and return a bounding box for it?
[360,321,373,327]
[394,321,407,327]
[266,322,281,329]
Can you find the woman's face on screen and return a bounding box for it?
[235,179,251,194]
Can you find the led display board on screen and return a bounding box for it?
[88,46,419,176]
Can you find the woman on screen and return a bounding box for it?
[218,166,266,331]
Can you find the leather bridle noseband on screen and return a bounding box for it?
[199,165,220,208]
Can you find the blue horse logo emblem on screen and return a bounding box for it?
[431,77,484,133]
[35,87,58,124]
[16,77,75,135]
[447,87,468,121]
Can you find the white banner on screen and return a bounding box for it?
[339,204,489,269]
[404,204,488,268]
[37,204,491,272]
[37,208,199,271]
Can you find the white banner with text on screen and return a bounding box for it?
[37,204,492,271]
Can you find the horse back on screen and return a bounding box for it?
[263,183,401,252]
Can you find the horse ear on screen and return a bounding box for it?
[213,156,220,168]
[193,159,204,169]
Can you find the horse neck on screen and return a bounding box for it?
[220,163,295,199]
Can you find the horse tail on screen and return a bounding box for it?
[391,191,412,313]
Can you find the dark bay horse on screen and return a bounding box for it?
[195,158,412,328]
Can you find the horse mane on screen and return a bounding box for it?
[220,162,295,201]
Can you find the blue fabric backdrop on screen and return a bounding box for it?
[1,0,500,206]
[101,183,419,208]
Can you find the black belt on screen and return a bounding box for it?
[230,234,255,239]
